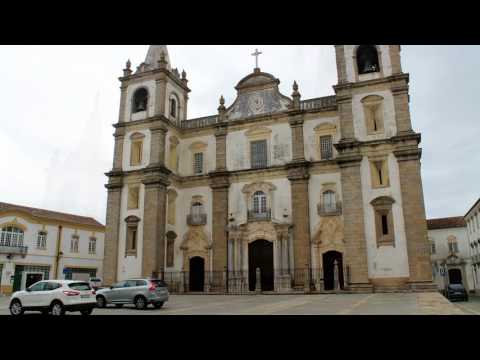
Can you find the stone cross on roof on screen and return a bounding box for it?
[251,48,262,69]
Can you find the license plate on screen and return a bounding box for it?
[81,294,90,298]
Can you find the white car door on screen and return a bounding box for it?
[41,282,63,307]
[22,281,47,307]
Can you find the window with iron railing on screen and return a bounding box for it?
[37,231,47,250]
[187,202,207,225]
[0,226,24,247]
[251,140,268,169]
[248,192,271,221]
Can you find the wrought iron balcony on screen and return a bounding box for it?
[0,244,28,256]
[317,202,343,217]
[247,209,272,222]
[187,213,207,226]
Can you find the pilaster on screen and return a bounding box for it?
[112,127,125,171]
[148,123,168,167]
[287,162,311,281]
[155,74,168,117]
[103,175,123,286]
[141,170,171,278]
[392,78,414,135]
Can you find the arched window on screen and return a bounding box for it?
[356,45,380,75]
[169,94,179,119]
[323,190,337,212]
[0,226,24,247]
[132,88,148,113]
[253,191,267,214]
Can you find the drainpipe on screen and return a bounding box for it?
[53,225,63,279]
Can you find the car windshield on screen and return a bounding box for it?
[68,282,91,291]
[150,280,167,288]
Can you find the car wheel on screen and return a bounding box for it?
[80,308,93,316]
[153,302,164,309]
[50,301,65,316]
[115,304,124,308]
[96,295,106,308]
[134,296,147,310]
[9,299,24,316]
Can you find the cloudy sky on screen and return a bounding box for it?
[1,45,479,223]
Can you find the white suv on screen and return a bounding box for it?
[9,280,97,316]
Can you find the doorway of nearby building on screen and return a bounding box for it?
[189,257,205,292]
[323,251,344,290]
[448,268,462,285]
[248,240,274,291]
[25,272,44,289]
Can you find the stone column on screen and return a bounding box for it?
[210,174,230,274]
[287,164,311,283]
[155,75,167,117]
[389,45,403,75]
[118,84,128,123]
[336,93,355,142]
[215,124,228,171]
[394,147,433,286]
[142,172,170,278]
[103,175,123,286]
[112,127,125,171]
[289,114,305,162]
[149,124,168,167]
[334,45,348,85]
[392,78,414,135]
[338,156,371,290]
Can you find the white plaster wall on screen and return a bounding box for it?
[360,154,410,279]
[303,116,340,162]
[226,123,292,172]
[177,135,216,176]
[344,45,393,83]
[228,178,292,225]
[351,90,397,142]
[0,215,104,288]
[429,226,474,291]
[308,173,343,238]
[116,183,145,281]
[122,128,151,172]
[124,80,156,122]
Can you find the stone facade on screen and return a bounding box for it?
[103,45,435,293]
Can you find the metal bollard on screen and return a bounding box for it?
[255,267,262,294]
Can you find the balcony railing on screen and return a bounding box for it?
[180,115,219,129]
[317,202,343,216]
[247,209,272,222]
[187,213,207,226]
[0,245,28,256]
[300,96,337,111]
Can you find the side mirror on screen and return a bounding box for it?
[110,286,114,289]
[26,287,31,292]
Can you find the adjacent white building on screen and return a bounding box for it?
[427,217,474,293]
[465,198,480,294]
[0,202,105,295]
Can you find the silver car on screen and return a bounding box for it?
[95,279,169,310]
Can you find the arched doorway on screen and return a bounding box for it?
[189,257,205,292]
[248,240,274,291]
[448,268,462,285]
[323,251,344,290]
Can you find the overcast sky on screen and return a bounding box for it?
[0,45,479,224]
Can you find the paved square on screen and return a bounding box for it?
[0,292,473,315]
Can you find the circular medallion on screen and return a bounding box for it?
[248,94,265,114]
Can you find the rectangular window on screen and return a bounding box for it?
[88,238,96,255]
[70,236,79,253]
[193,152,204,174]
[167,238,174,268]
[37,231,47,249]
[251,140,267,169]
[320,135,333,160]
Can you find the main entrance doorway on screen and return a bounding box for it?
[448,268,462,284]
[323,251,344,290]
[189,257,205,292]
[248,240,274,291]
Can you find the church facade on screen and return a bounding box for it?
[103,45,434,293]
